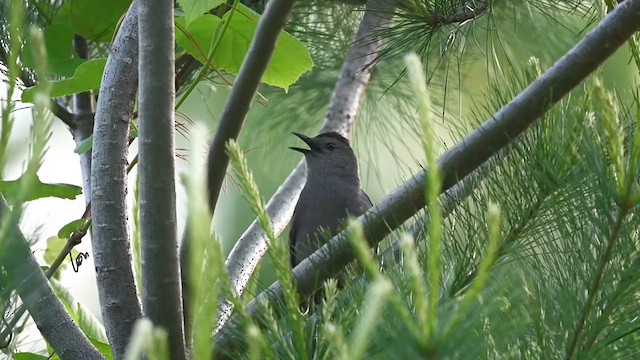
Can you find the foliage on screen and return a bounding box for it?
[0,176,82,203]
[11,0,312,102]
[175,3,313,92]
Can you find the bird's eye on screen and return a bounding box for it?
[326,142,336,150]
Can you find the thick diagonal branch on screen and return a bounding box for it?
[214,0,640,349]
[0,196,104,360]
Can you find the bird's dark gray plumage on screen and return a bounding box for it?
[289,131,373,269]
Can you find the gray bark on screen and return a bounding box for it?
[72,35,94,205]
[90,1,142,359]
[0,196,105,360]
[138,0,186,358]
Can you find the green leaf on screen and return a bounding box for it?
[74,134,93,154]
[0,175,82,203]
[22,23,85,77]
[58,219,88,239]
[22,59,107,103]
[175,4,313,92]
[50,278,109,344]
[74,127,136,155]
[45,342,60,360]
[178,0,226,25]
[176,15,223,61]
[54,0,133,42]
[44,236,79,274]
[88,337,114,360]
[129,125,138,139]
[15,353,49,360]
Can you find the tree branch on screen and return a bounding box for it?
[179,0,297,338]
[214,0,640,349]
[138,0,186,358]
[72,35,95,205]
[0,196,105,360]
[50,99,75,128]
[205,0,296,213]
[381,158,493,267]
[90,1,142,359]
[0,203,92,346]
[211,0,397,336]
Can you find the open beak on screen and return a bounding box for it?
[289,132,319,154]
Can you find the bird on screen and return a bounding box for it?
[289,131,373,305]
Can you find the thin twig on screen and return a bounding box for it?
[582,255,640,351]
[50,100,75,128]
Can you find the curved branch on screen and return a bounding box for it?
[180,0,297,338]
[212,0,397,335]
[0,196,105,360]
[205,0,296,213]
[50,100,75,128]
[214,0,640,349]
[90,1,142,359]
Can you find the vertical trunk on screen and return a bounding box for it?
[138,0,186,358]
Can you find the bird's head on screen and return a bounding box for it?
[290,132,359,181]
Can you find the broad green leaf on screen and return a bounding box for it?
[15,353,48,360]
[22,23,85,77]
[44,236,80,276]
[176,15,223,61]
[74,134,93,154]
[219,4,313,91]
[130,124,139,139]
[178,0,226,25]
[74,127,136,155]
[88,337,114,360]
[45,343,60,360]
[50,278,109,344]
[22,59,107,103]
[175,4,313,92]
[54,0,132,42]
[58,219,88,239]
[0,175,82,203]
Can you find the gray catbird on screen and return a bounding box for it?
[289,131,373,271]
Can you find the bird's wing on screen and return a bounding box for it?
[360,189,373,208]
[289,208,299,268]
